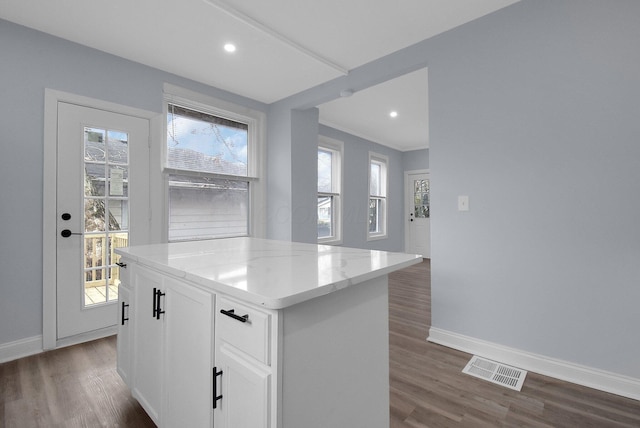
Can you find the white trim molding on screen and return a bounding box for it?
[428,327,640,401]
[0,335,43,364]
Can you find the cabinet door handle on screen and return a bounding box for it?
[213,367,223,409]
[220,309,249,323]
[121,302,129,325]
[155,289,165,320]
[152,287,158,318]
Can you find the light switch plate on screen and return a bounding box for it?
[458,195,469,211]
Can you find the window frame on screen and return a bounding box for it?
[317,136,343,245]
[162,84,266,242]
[367,152,388,241]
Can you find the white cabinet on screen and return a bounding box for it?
[116,264,132,386]
[128,264,216,428]
[131,265,164,423]
[214,296,276,428]
[162,279,214,428]
[117,253,390,428]
[215,345,271,428]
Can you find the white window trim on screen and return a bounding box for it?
[318,136,343,245]
[367,151,388,241]
[162,83,266,241]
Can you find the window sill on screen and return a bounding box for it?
[318,238,342,246]
[366,234,387,242]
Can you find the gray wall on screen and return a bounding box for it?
[265,107,293,241]
[290,109,320,244]
[428,0,640,378]
[403,149,429,172]
[0,19,266,345]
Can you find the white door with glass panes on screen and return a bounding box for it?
[405,172,430,258]
[56,102,149,339]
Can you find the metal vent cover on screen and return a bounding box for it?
[462,356,527,391]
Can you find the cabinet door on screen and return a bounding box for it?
[214,345,270,428]
[116,284,132,386]
[131,266,164,424]
[163,280,214,428]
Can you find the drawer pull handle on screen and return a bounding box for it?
[220,309,249,323]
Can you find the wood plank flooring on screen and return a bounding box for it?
[1,259,639,427]
[388,259,640,427]
[0,336,154,428]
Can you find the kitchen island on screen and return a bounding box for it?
[115,237,421,428]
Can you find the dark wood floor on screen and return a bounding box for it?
[389,259,640,427]
[1,260,639,427]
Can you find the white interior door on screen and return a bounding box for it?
[405,172,430,258]
[56,102,149,339]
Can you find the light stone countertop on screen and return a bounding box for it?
[115,237,422,309]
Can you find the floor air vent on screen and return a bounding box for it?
[462,356,527,391]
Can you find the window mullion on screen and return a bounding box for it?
[163,167,258,182]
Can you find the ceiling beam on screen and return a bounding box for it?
[203,0,349,76]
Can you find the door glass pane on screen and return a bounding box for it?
[108,199,129,231]
[84,268,107,306]
[85,163,106,196]
[84,235,106,270]
[109,166,128,197]
[413,179,430,218]
[107,130,129,164]
[85,199,105,232]
[108,232,129,303]
[83,126,129,307]
[110,233,129,267]
[318,196,333,238]
[85,128,106,162]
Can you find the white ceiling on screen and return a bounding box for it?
[0,0,519,150]
[319,68,429,151]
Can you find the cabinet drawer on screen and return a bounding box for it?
[216,296,271,365]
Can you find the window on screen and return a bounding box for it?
[368,152,388,240]
[164,90,264,242]
[317,137,343,244]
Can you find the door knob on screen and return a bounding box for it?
[60,229,82,238]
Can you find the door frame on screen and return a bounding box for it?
[43,89,160,350]
[404,169,430,255]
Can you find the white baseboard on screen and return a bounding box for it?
[0,335,43,364]
[0,327,117,364]
[428,327,640,401]
[54,326,117,350]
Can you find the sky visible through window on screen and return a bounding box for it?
[167,113,248,172]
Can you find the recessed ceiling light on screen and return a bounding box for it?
[389,111,398,118]
[224,43,237,53]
